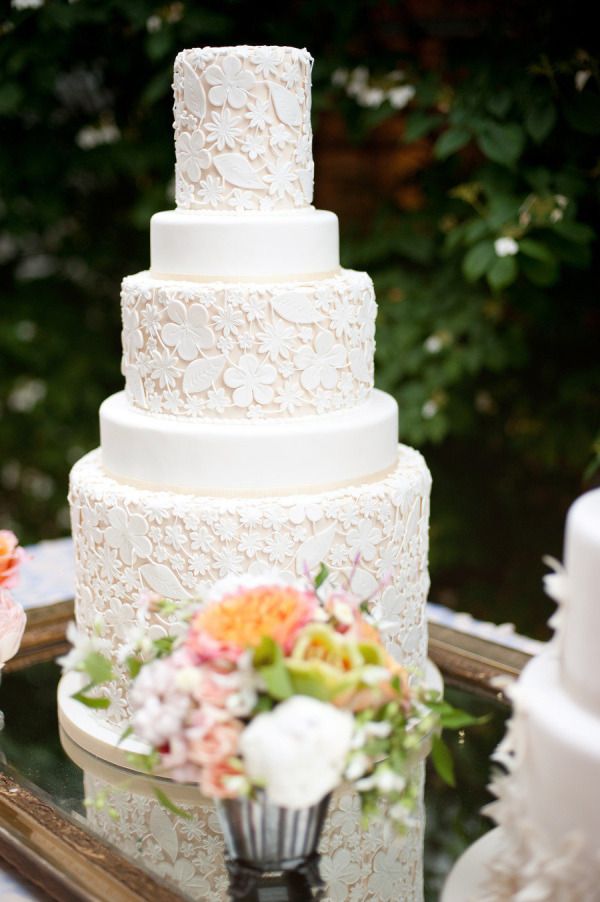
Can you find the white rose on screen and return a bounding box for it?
[239,696,354,808]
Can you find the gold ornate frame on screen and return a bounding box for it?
[0,604,531,900]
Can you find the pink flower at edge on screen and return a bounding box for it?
[0,589,26,668]
[185,629,244,665]
[0,531,27,590]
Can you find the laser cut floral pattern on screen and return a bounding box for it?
[69,447,431,727]
[82,772,424,901]
[173,46,314,210]
[121,269,376,419]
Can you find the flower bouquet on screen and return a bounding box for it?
[1,531,27,729]
[62,567,469,870]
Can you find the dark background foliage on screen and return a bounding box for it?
[1,0,598,636]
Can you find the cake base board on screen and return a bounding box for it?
[441,827,506,902]
[58,660,444,773]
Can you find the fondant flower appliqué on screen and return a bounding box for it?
[204,55,256,108]
[224,354,277,407]
[294,332,347,390]
[175,131,210,183]
[161,300,215,361]
[105,508,152,566]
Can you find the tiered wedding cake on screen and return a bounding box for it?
[66,45,431,728]
[477,488,600,900]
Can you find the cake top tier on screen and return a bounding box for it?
[173,46,314,212]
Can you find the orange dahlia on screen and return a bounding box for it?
[189,585,317,656]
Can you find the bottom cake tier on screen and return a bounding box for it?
[480,649,600,901]
[69,445,431,727]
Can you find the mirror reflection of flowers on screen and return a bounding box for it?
[61,566,472,829]
[0,531,27,728]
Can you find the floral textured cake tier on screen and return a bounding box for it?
[121,269,375,419]
[173,46,314,211]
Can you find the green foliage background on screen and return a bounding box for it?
[1,1,598,635]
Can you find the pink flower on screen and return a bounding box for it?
[201,758,244,799]
[0,589,26,668]
[188,719,242,767]
[185,629,243,665]
[0,530,26,590]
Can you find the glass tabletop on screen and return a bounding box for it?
[0,660,508,901]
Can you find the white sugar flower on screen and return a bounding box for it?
[257,320,295,361]
[204,55,256,108]
[223,354,276,407]
[245,99,272,130]
[283,61,301,89]
[197,174,224,208]
[150,348,179,388]
[240,696,354,808]
[494,237,519,257]
[228,188,256,211]
[205,109,241,151]
[175,131,210,183]
[161,299,214,360]
[241,133,266,160]
[251,46,282,78]
[263,158,297,198]
[104,508,152,565]
[294,332,347,390]
[347,519,382,563]
[269,123,292,149]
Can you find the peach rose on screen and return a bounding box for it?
[0,590,26,668]
[0,531,26,590]
[188,719,242,767]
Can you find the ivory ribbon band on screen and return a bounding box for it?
[148,267,342,284]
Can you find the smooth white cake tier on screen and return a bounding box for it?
[60,728,424,902]
[69,444,431,725]
[560,488,600,715]
[100,390,398,494]
[121,268,374,419]
[150,208,339,280]
[518,650,600,846]
[481,649,600,899]
[173,46,314,211]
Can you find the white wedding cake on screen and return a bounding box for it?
[66,45,431,728]
[477,488,600,900]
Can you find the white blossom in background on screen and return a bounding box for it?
[421,399,438,420]
[76,123,120,150]
[388,85,416,109]
[494,237,519,257]
[7,378,46,412]
[11,0,43,8]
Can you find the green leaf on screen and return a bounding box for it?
[476,121,525,166]
[118,725,134,745]
[153,787,192,820]
[314,562,330,590]
[520,255,559,287]
[82,651,114,685]
[71,691,111,710]
[525,104,556,143]
[153,636,177,657]
[564,92,600,135]
[487,255,518,290]
[518,238,555,263]
[486,89,511,119]
[126,750,161,773]
[462,240,495,282]
[434,127,471,160]
[431,735,455,787]
[127,656,143,679]
[259,661,294,700]
[253,636,279,668]
[403,111,443,142]
[552,220,595,245]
